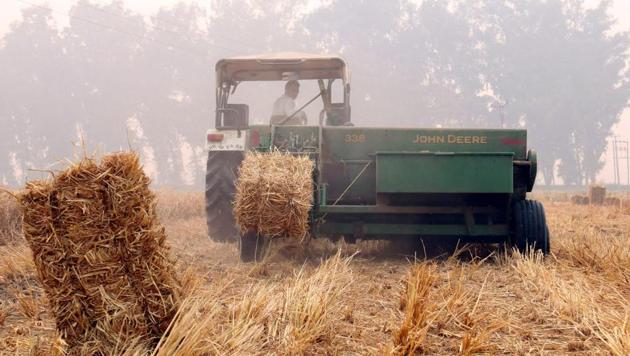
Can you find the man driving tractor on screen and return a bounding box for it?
[270,80,307,125]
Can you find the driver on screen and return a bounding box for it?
[270,80,307,125]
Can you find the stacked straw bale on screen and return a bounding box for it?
[18,152,180,355]
[570,195,589,205]
[233,151,314,239]
[588,184,606,205]
[604,197,621,207]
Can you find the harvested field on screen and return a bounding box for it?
[1,191,629,355]
[0,191,21,245]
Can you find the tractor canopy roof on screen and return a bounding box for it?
[216,52,349,84]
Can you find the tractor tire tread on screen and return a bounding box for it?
[205,151,243,243]
[512,199,550,255]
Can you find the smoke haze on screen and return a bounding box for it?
[0,0,628,187]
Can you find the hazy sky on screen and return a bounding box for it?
[1,0,629,184]
[3,0,629,36]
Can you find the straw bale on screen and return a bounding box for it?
[233,151,313,239]
[588,184,606,205]
[570,195,589,205]
[18,152,180,355]
[604,197,621,207]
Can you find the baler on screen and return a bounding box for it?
[205,53,550,261]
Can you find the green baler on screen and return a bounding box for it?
[205,53,549,261]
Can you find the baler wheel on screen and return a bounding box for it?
[205,151,243,243]
[511,199,550,254]
[240,230,269,262]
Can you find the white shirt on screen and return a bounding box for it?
[271,94,296,117]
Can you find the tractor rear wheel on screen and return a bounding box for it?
[511,199,550,254]
[240,230,269,262]
[205,151,243,243]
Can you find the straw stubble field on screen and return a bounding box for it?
[0,190,629,355]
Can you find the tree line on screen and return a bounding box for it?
[1,0,628,186]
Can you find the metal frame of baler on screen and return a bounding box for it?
[306,150,513,243]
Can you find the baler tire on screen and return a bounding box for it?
[240,231,269,262]
[511,199,550,254]
[205,151,243,243]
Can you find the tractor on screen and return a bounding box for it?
[205,52,550,261]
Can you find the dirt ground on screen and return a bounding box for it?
[0,191,628,355]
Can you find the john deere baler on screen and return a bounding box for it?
[246,125,548,254]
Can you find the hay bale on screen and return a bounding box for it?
[234,151,313,239]
[588,184,606,205]
[604,197,621,207]
[570,195,589,205]
[18,152,180,354]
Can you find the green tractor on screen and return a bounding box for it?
[205,52,549,261]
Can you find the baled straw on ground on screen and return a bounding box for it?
[570,195,589,205]
[234,151,314,239]
[588,184,606,205]
[18,152,180,354]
